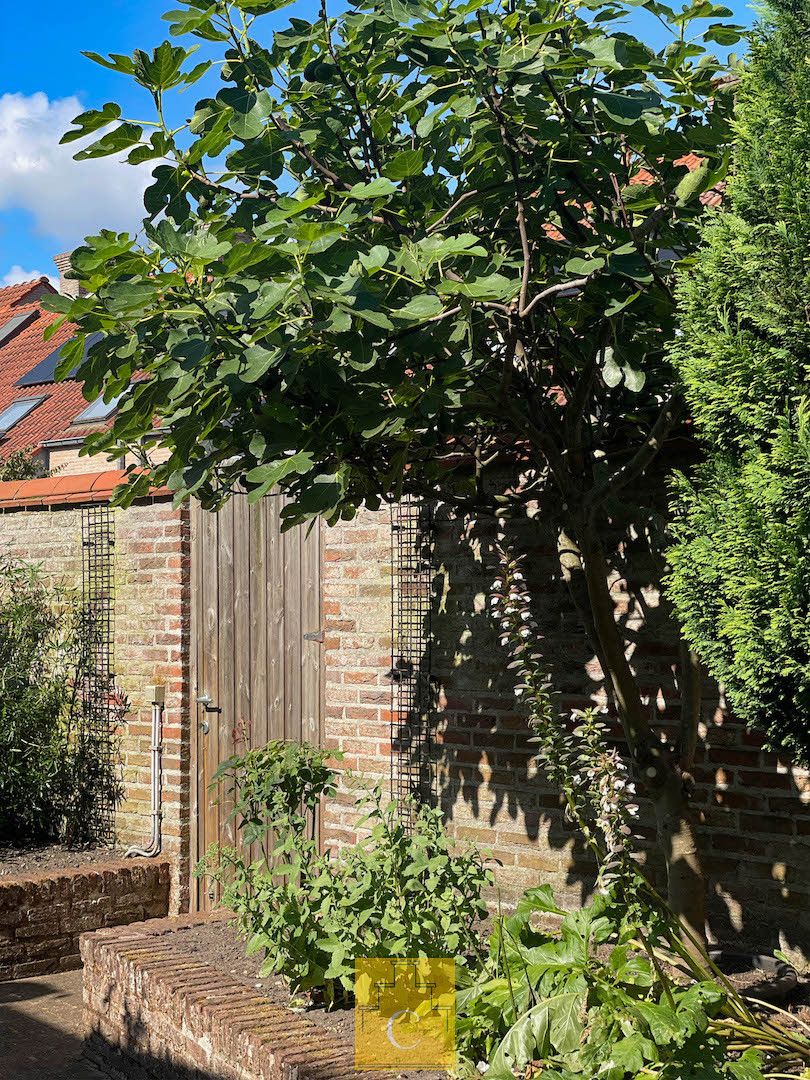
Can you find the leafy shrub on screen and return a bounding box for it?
[0,554,120,845]
[0,448,47,483]
[198,740,492,1001]
[668,0,810,764]
[0,557,77,842]
[457,885,766,1080]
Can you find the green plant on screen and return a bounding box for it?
[0,554,121,846]
[198,740,491,1001]
[668,0,810,764]
[0,448,47,482]
[488,543,810,1077]
[213,738,339,850]
[0,556,76,842]
[51,0,741,923]
[457,886,770,1080]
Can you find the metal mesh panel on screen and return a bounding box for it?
[78,504,118,843]
[390,497,434,823]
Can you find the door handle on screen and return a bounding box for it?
[196,694,222,714]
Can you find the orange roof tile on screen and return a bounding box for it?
[0,277,101,458]
[0,469,171,510]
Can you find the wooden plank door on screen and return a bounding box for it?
[190,494,322,911]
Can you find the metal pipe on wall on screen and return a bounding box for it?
[125,686,165,859]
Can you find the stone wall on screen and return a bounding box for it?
[0,477,191,911]
[0,858,170,981]
[81,915,367,1080]
[320,508,810,965]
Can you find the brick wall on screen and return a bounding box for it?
[0,858,171,981]
[321,510,394,846]
[0,491,191,911]
[81,915,366,1080]
[320,508,810,966]
[47,446,124,475]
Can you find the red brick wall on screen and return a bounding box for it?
[0,496,191,912]
[82,915,359,1080]
[0,858,170,980]
[321,511,393,846]
[321,509,810,967]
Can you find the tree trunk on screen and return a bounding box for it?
[563,520,707,942]
[653,766,705,947]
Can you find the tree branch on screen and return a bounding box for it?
[585,393,685,510]
[320,0,381,176]
[519,276,590,317]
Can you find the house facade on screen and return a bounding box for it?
[0,267,162,475]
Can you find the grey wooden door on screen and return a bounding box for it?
[190,494,322,910]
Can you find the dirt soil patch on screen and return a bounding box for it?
[0,843,127,877]
[169,918,448,1080]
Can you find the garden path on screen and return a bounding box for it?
[0,969,108,1078]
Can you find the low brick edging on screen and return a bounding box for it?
[0,858,171,981]
[81,914,389,1080]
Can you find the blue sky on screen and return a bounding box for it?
[0,0,755,289]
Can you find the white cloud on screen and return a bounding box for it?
[0,92,149,248]
[2,264,58,288]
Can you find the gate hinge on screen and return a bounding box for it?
[303,629,325,643]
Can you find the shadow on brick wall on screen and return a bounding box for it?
[426,505,810,962]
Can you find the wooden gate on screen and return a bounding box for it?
[190,494,322,910]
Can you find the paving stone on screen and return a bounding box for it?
[0,968,108,1079]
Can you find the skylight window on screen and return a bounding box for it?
[16,332,103,388]
[73,392,125,425]
[0,396,47,435]
[0,309,38,348]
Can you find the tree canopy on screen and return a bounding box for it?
[50,0,742,927]
[51,0,737,528]
[668,0,810,765]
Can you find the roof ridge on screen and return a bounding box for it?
[0,277,56,308]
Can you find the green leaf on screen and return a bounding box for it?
[703,22,744,44]
[601,347,622,388]
[383,149,424,179]
[234,0,295,11]
[391,294,444,321]
[81,51,136,75]
[73,123,143,160]
[515,884,566,917]
[438,274,514,301]
[675,160,710,205]
[61,103,122,144]
[606,1032,656,1074]
[219,88,270,140]
[594,90,659,126]
[632,1001,682,1046]
[624,364,646,392]
[564,256,605,275]
[359,245,390,272]
[485,991,584,1080]
[728,1050,766,1080]
[293,222,345,254]
[346,178,398,199]
[245,453,316,499]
